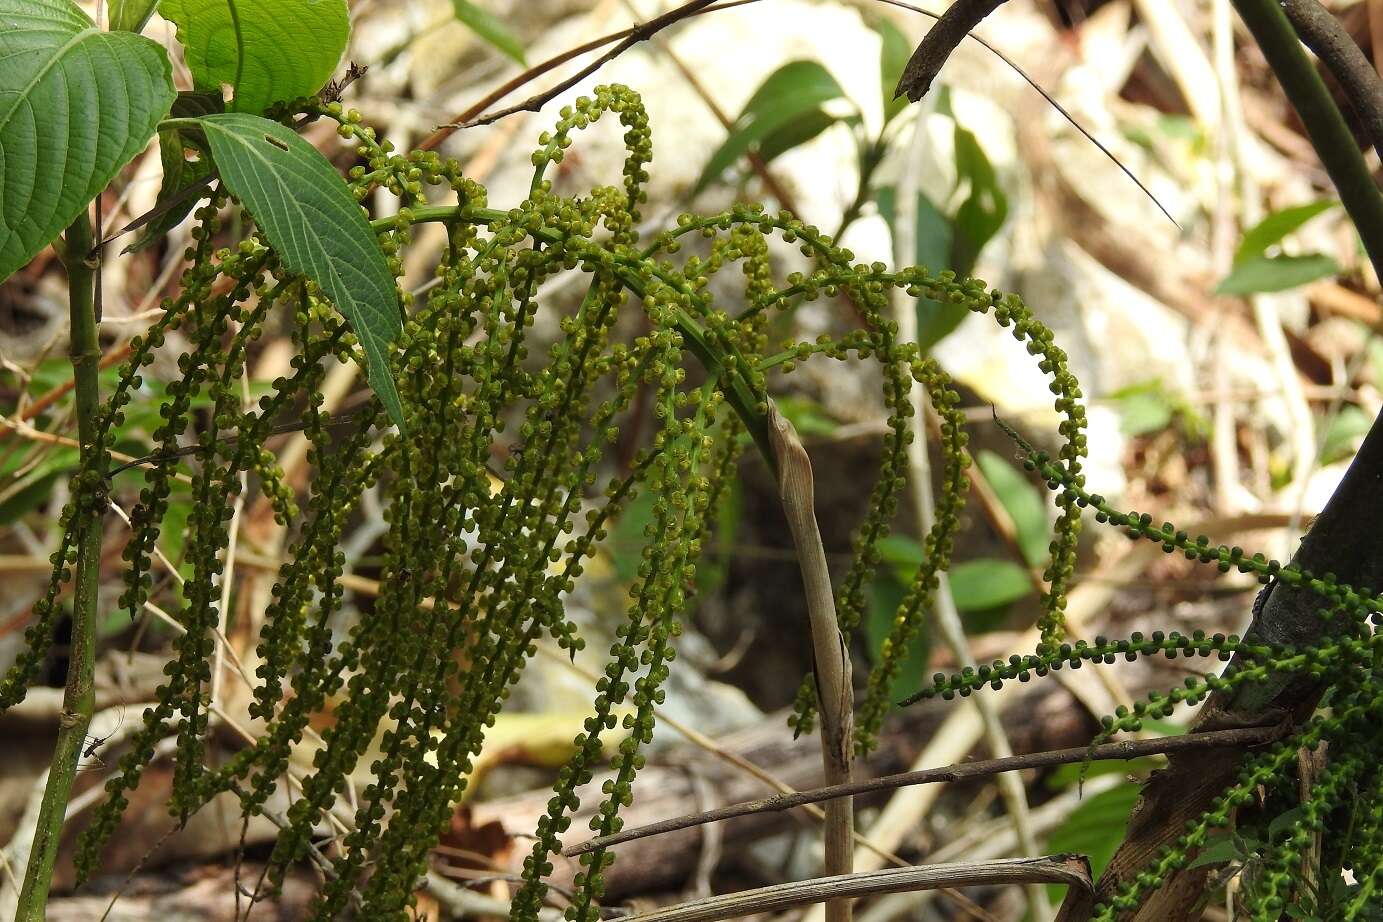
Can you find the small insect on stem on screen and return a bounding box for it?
[77,703,126,773]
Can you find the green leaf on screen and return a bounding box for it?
[773,394,838,437]
[947,558,1032,611]
[611,490,656,582]
[128,91,223,254]
[190,113,405,430]
[693,61,848,196]
[950,121,1008,275]
[160,0,349,114]
[1045,782,1140,903]
[1115,386,1174,436]
[1320,404,1371,464]
[874,17,911,123]
[1185,834,1247,870]
[0,0,175,282]
[864,574,930,701]
[878,539,1032,614]
[876,533,924,573]
[1216,253,1339,295]
[451,0,526,65]
[757,108,842,164]
[976,449,1048,567]
[875,185,967,350]
[0,449,78,524]
[1235,200,1337,265]
[109,0,159,32]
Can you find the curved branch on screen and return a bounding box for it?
[1281,0,1383,160]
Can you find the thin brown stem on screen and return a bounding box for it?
[1281,0,1383,159]
[421,0,761,145]
[611,856,1093,922]
[564,723,1287,857]
[767,400,854,922]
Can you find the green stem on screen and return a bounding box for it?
[1232,0,1383,276]
[833,137,887,242]
[15,213,104,922]
[375,205,775,469]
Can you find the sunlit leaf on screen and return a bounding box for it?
[108,0,158,32]
[161,0,349,114]
[951,122,1008,275]
[1216,253,1339,295]
[874,17,911,123]
[693,61,849,196]
[0,0,175,282]
[1235,200,1337,265]
[451,0,526,65]
[1115,386,1174,436]
[757,108,841,164]
[875,185,965,350]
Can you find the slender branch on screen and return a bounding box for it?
[609,856,1093,922]
[882,0,1176,228]
[894,0,1004,102]
[429,0,733,135]
[767,400,854,922]
[564,723,1286,857]
[1280,0,1383,159]
[14,212,105,922]
[1233,0,1383,278]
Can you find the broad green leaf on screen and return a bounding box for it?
[190,113,405,430]
[0,0,175,282]
[874,17,911,123]
[161,0,349,114]
[1044,782,1140,903]
[876,185,965,350]
[757,108,842,164]
[1235,200,1337,265]
[109,0,159,32]
[693,61,848,196]
[976,449,1048,566]
[1215,253,1339,295]
[128,91,223,254]
[947,558,1032,611]
[950,121,1007,275]
[451,0,526,65]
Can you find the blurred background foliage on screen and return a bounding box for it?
[3,0,1383,918]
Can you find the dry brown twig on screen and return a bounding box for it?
[1280,0,1383,159]
[766,399,855,922]
[565,723,1287,857]
[609,856,1093,922]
